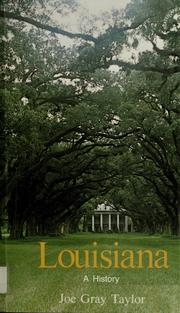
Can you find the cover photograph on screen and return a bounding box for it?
[0,0,180,312]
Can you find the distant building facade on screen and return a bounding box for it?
[85,203,133,232]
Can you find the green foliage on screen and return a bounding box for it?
[1,0,180,238]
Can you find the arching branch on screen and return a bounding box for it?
[106,59,180,75]
[0,10,97,43]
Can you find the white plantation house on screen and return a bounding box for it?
[86,203,133,232]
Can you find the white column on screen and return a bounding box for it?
[100,214,103,231]
[124,215,128,232]
[108,214,111,231]
[117,214,120,231]
[92,215,95,232]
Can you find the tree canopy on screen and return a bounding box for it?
[0,0,180,238]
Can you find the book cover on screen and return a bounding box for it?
[0,0,179,312]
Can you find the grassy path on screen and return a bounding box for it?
[0,233,179,312]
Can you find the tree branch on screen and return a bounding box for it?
[1,10,153,45]
[0,10,97,43]
[107,59,180,75]
[150,40,180,58]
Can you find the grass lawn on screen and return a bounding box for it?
[0,233,179,313]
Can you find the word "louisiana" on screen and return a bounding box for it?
[39,241,169,269]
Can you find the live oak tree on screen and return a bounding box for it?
[110,70,180,235]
